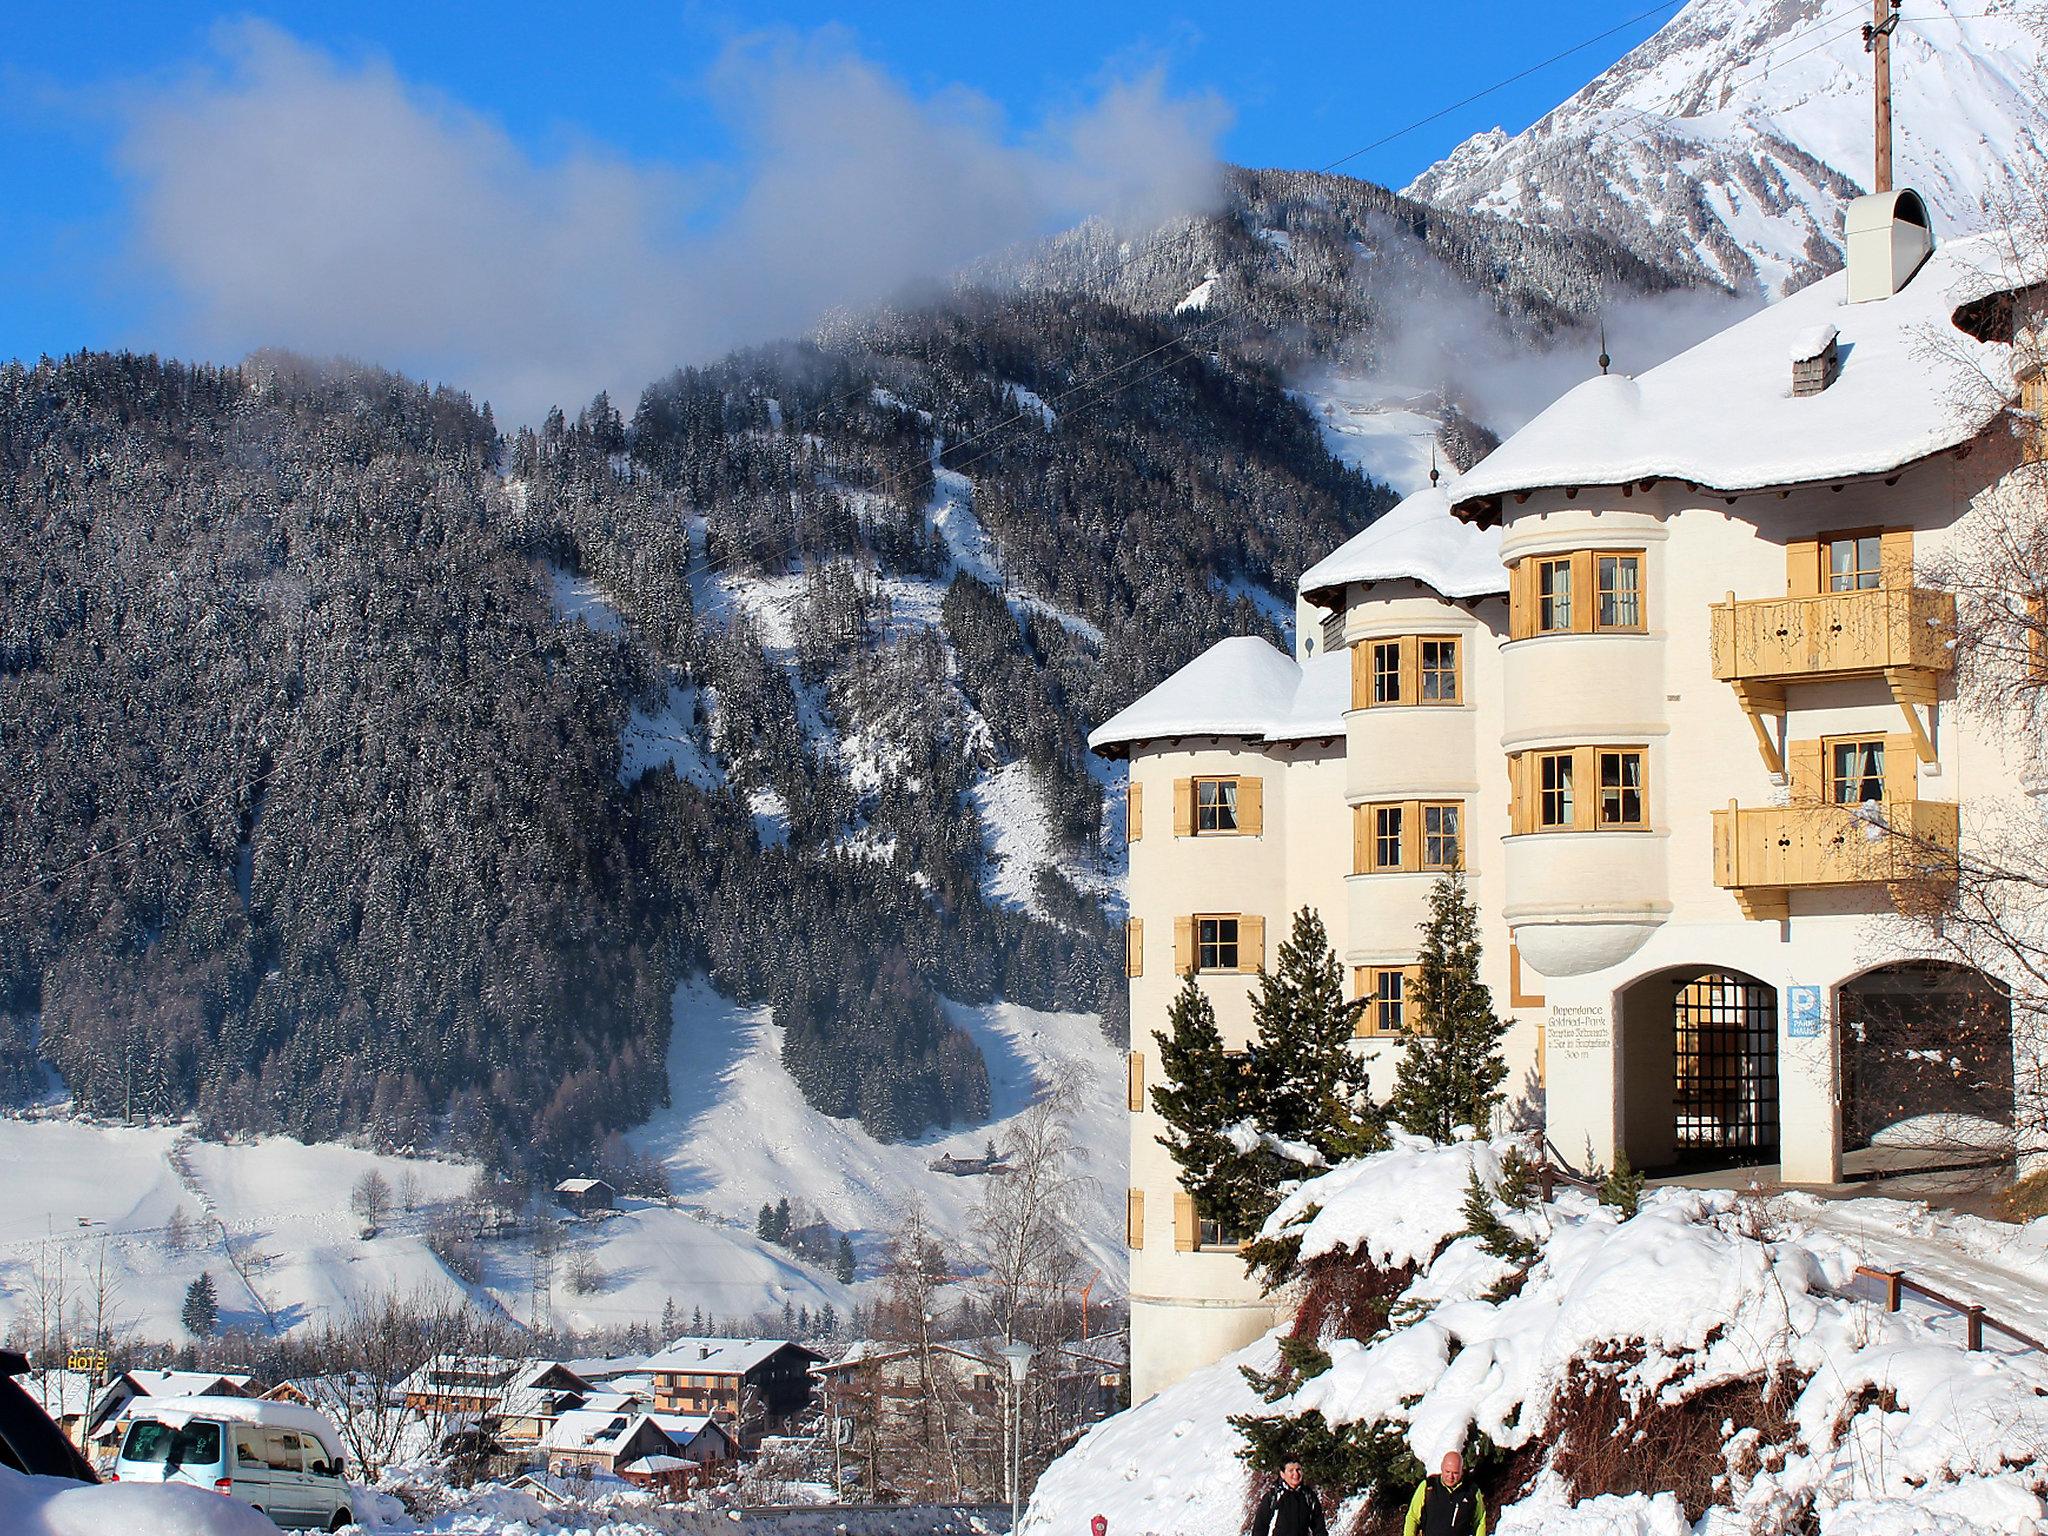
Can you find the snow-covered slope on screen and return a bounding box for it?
[1407,0,2048,296]
[629,978,1126,1283]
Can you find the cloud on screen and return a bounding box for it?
[109,20,1228,423]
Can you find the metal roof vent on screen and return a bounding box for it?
[1790,325,1840,397]
[1844,188,1932,303]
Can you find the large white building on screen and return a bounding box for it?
[1093,194,2048,1403]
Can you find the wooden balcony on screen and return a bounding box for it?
[1710,587,1955,684]
[1711,799,1959,920]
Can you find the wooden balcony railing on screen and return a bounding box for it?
[1710,587,1955,684]
[1712,800,1959,915]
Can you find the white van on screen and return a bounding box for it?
[113,1394,354,1530]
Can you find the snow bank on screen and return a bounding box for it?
[1030,1137,2048,1535]
[0,1467,276,1536]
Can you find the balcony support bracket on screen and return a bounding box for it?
[1730,681,1787,775]
[1733,886,1790,922]
[1885,666,1940,765]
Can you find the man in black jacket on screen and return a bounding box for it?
[1402,1450,1486,1536]
[1250,1460,1327,1536]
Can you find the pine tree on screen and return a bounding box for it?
[834,1233,857,1284]
[1389,874,1510,1142]
[690,1304,705,1335]
[775,1196,792,1242]
[756,1202,777,1242]
[661,1295,679,1339]
[1149,975,1259,1229]
[1600,1150,1645,1219]
[181,1272,219,1338]
[1247,907,1381,1164]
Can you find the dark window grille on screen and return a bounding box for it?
[1673,974,1779,1159]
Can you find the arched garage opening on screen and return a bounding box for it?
[1841,961,2012,1157]
[1619,968,1779,1171]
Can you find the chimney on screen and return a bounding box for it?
[1844,189,1932,303]
[1790,326,1839,397]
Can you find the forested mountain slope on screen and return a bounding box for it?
[0,160,1688,1174]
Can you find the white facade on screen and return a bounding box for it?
[1095,213,2047,1404]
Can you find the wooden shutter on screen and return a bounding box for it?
[1786,538,1821,597]
[1126,1051,1145,1111]
[1788,739,1826,802]
[1126,781,1143,843]
[1172,778,1194,837]
[1237,776,1264,836]
[1879,527,1915,588]
[1398,636,1420,704]
[1126,1189,1145,1249]
[1239,914,1266,973]
[1883,733,1919,801]
[1172,1192,1198,1251]
[1125,917,1144,977]
[1352,804,1369,874]
[1173,916,1195,975]
[1351,637,1370,709]
[1509,561,1532,641]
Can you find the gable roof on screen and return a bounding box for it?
[642,1337,822,1376]
[1452,230,2040,518]
[1297,483,1507,605]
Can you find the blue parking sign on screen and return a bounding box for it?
[1787,985,1823,1038]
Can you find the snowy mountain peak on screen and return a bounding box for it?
[1407,0,2048,296]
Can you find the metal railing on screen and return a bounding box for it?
[1853,1264,2045,1353]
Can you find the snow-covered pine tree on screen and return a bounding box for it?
[1389,873,1510,1142]
[181,1272,219,1338]
[1247,906,1382,1173]
[834,1233,857,1284]
[1148,975,1260,1231]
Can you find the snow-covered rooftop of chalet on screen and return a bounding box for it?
[1453,230,2039,513]
[1088,636,1348,756]
[1297,483,1507,604]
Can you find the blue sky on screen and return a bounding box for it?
[0,1,1683,415]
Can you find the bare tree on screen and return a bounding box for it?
[350,1170,393,1235]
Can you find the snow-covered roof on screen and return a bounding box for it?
[1296,483,1507,605]
[1088,636,1302,756]
[540,1407,649,1453]
[553,1177,609,1194]
[23,1371,94,1419]
[562,1355,646,1382]
[642,1336,817,1376]
[1453,231,2038,518]
[1264,649,1351,742]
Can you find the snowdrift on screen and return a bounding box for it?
[1024,1136,2048,1536]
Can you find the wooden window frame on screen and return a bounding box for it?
[1512,550,1648,638]
[1193,776,1240,834]
[1537,751,1575,829]
[1421,801,1462,869]
[1184,913,1262,974]
[1174,775,1262,837]
[1353,964,1424,1037]
[1196,914,1239,973]
[1822,734,1890,805]
[1352,635,1464,708]
[1596,749,1648,829]
[1822,529,1885,593]
[1510,746,1653,834]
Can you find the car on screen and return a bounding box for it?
[0,1351,97,1483]
[111,1395,354,1531]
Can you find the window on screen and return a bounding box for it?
[1598,750,1646,828]
[1352,635,1465,708]
[1536,557,1574,632]
[1357,800,1464,873]
[1538,753,1575,828]
[1423,803,1461,869]
[1512,551,1649,638]
[1198,1212,1246,1249]
[1197,916,1239,972]
[1419,637,1459,702]
[1826,534,1883,592]
[1195,777,1239,832]
[1829,739,1886,804]
[1511,746,1652,833]
[1598,554,1642,630]
[1353,965,1424,1036]
[1371,640,1403,704]
[1374,805,1405,870]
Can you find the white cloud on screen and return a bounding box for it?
[110,21,1228,423]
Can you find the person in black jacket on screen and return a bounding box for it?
[1250,1460,1328,1536]
[1402,1451,1486,1536]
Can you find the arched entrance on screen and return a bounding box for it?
[1619,968,1779,1171]
[1840,961,2012,1155]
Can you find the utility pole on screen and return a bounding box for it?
[1864,0,1902,193]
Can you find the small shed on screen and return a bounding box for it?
[553,1177,616,1216]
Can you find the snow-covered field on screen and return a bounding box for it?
[1291,377,1444,498]
[1025,1137,2048,1536]
[631,978,1124,1281]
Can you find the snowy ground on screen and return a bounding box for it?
[1290,377,1444,498]
[630,978,1124,1282]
